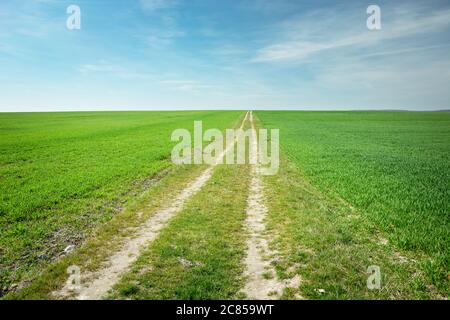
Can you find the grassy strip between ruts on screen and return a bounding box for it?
[261,154,444,299]
[107,162,251,300]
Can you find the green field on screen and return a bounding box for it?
[0,111,242,292]
[1,110,449,299]
[109,162,251,300]
[257,111,450,295]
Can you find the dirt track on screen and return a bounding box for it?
[241,111,300,299]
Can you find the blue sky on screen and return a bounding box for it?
[0,0,449,111]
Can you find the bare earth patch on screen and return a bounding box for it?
[241,112,301,300]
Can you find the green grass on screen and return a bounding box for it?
[256,111,450,296]
[6,163,207,300]
[263,156,441,299]
[108,162,250,300]
[0,111,242,293]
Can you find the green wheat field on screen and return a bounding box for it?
[0,111,449,299]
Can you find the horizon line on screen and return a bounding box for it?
[0,108,449,113]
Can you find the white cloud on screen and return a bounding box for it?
[78,61,154,80]
[139,0,177,12]
[159,79,215,93]
[239,0,302,14]
[253,6,450,62]
[137,13,184,49]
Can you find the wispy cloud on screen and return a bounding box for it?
[1,0,449,111]
[239,0,303,14]
[139,0,177,12]
[360,43,450,58]
[0,6,59,39]
[133,2,185,50]
[78,61,154,80]
[159,79,215,93]
[143,15,185,49]
[253,6,450,62]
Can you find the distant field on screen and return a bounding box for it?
[257,111,450,294]
[0,111,242,290]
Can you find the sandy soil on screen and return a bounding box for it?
[241,111,301,299]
